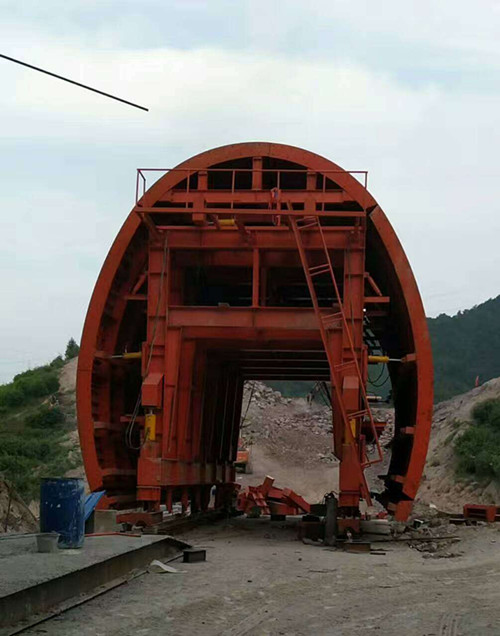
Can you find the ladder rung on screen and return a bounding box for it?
[309,263,330,277]
[299,215,318,224]
[310,268,330,278]
[297,216,319,230]
[309,263,330,273]
[309,263,329,272]
[334,360,357,372]
[322,312,343,329]
[348,409,370,420]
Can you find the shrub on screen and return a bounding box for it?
[0,385,25,408]
[472,399,500,430]
[0,423,74,501]
[0,360,61,410]
[454,398,500,481]
[50,356,65,370]
[25,405,65,429]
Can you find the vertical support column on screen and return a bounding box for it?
[306,170,316,191]
[176,339,197,461]
[198,170,208,190]
[252,157,263,190]
[328,329,345,460]
[204,360,220,469]
[221,365,239,465]
[338,234,367,521]
[229,377,245,463]
[136,239,169,508]
[343,244,365,355]
[252,248,260,308]
[191,347,207,462]
[217,364,231,463]
[161,328,183,460]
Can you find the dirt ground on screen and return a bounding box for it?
[24,518,500,636]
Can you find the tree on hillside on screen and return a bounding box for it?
[65,338,80,360]
[428,295,500,402]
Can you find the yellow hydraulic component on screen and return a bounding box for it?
[145,412,156,441]
[122,351,142,359]
[368,355,390,364]
[219,218,237,227]
[349,418,356,438]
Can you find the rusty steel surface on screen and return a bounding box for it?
[77,142,433,523]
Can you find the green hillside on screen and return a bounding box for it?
[0,340,80,502]
[273,295,500,404]
[429,295,500,402]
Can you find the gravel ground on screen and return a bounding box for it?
[24,518,500,636]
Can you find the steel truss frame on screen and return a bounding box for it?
[77,143,433,523]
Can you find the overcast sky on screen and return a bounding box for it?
[1,1,500,382]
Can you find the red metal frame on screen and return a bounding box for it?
[237,477,311,517]
[77,142,433,523]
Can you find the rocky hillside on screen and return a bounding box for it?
[417,377,500,512]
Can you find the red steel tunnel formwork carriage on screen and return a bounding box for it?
[77,142,433,531]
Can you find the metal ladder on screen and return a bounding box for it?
[287,207,383,470]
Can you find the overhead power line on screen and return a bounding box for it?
[0,53,149,112]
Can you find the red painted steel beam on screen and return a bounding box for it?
[157,229,359,250]
[159,190,355,204]
[166,307,329,330]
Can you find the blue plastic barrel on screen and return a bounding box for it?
[40,478,85,549]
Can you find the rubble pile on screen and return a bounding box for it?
[241,383,395,468]
[248,410,332,438]
[242,381,291,409]
[372,408,395,447]
[239,381,335,468]
[408,523,462,559]
[242,382,330,431]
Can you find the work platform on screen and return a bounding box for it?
[0,533,186,634]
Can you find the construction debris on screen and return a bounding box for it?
[148,560,185,574]
[183,548,207,563]
[236,476,311,518]
[463,503,500,523]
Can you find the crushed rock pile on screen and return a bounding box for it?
[254,411,332,437]
[243,382,292,409]
[241,382,395,469]
[240,381,336,467]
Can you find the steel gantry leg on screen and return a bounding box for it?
[287,207,383,530]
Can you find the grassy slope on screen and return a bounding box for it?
[0,357,81,502]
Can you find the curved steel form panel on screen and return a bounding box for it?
[77,142,433,522]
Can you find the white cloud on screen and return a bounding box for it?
[1,3,500,380]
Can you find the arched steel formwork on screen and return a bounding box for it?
[77,142,433,527]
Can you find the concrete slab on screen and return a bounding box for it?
[0,533,187,633]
